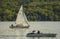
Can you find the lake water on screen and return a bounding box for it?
[0,21,60,39]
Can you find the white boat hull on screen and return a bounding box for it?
[9,25,29,29]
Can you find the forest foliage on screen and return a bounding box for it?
[0,0,60,21]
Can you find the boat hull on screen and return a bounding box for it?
[9,25,29,29]
[26,33,56,37]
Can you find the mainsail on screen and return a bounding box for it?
[16,5,29,26]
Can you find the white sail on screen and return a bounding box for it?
[16,5,29,26]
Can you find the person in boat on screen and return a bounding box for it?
[37,30,40,34]
[10,24,13,28]
[11,24,13,27]
[31,30,36,34]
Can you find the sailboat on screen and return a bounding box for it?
[10,5,30,28]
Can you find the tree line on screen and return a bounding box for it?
[0,0,60,21]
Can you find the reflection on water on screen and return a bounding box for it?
[0,28,29,39]
[0,22,60,39]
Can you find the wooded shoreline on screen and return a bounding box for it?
[0,0,60,21]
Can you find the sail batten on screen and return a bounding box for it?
[16,5,29,26]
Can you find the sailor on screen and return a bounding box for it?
[11,24,13,26]
[31,30,35,34]
[37,30,40,34]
